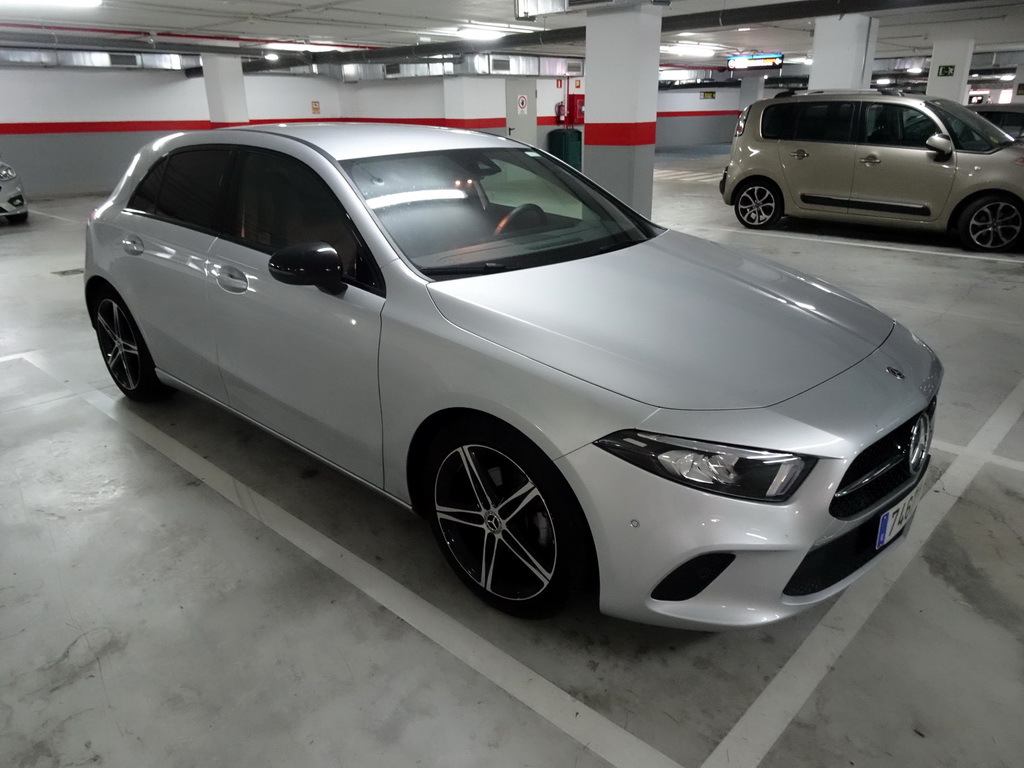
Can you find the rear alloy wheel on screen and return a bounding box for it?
[734,180,783,229]
[92,289,172,401]
[958,195,1023,252]
[422,419,592,618]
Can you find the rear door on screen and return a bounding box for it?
[850,102,955,223]
[775,99,858,214]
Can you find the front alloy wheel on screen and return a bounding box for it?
[422,419,592,617]
[959,196,1023,252]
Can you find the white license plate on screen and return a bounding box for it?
[876,483,924,549]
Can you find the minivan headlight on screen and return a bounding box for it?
[0,163,16,181]
[595,430,816,502]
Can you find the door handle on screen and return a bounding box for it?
[122,235,144,255]
[859,155,882,165]
[214,264,249,294]
[789,149,809,159]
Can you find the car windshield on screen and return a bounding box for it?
[340,147,659,278]
[927,98,1014,151]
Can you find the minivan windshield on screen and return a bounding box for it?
[340,148,659,278]
[927,98,1015,151]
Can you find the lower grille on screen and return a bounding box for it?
[651,553,735,601]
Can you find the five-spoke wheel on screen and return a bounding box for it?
[92,288,172,401]
[422,419,592,617]
[958,195,1023,252]
[734,180,783,230]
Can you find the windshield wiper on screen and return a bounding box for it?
[420,262,512,277]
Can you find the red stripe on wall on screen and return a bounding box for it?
[657,110,742,118]
[0,116,507,135]
[537,116,559,126]
[585,122,657,146]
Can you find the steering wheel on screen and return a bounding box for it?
[493,203,548,235]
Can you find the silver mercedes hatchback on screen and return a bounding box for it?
[85,124,941,629]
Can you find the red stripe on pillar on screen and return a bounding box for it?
[585,122,657,146]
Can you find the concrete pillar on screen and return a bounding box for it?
[1009,64,1024,104]
[738,73,765,110]
[202,53,249,127]
[808,14,878,90]
[584,3,663,218]
[925,39,974,103]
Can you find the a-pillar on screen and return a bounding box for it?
[925,39,974,102]
[584,3,663,217]
[808,14,878,90]
[202,53,249,127]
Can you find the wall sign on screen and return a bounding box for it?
[700,91,716,100]
[556,78,563,88]
[517,94,528,115]
[1018,83,1024,97]
[937,65,955,77]
[311,100,321,115]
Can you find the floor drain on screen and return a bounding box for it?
[52,268,84,276]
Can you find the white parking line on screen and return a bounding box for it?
[22,209,83,224]
[700,374,1024,768]
[18,352,687,768]
[690,225,1024,264]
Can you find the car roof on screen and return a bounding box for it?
[970,103,1024,113]
[227,121,517,160]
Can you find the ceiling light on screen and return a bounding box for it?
[0,0,102,6]
[876,78,892,85]
[664,43,718,58]
[677,32,696,37]
[1000,73,1015,81]
[737,28,751,32]
[264,52,279,61]
[456,27,507,40]
[907,66,923,74]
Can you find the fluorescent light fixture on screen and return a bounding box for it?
[664,43,718,58]
[0,0,101,5]
[907,66,923,74]
[1000,73,1015,81]
[876,77,892,85]
[264,52,279,61]
[737,27,751,32]
[456,27,507,40]
[677,32,696,37]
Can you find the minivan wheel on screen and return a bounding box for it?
[421,418,593,618]
[957,195,1023,252]
[92,288,173,401]
[734,180,783,229]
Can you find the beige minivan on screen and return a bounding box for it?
[720,90,1024,252]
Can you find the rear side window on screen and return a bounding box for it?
[155,149,233,231]
[127,159,165,214]
[760,103,796,140]
[791,101,855,142]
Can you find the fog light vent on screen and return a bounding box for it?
[651,553,735,601]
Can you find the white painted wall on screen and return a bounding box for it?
[656,87,741,148]
[345,79,445,120]
[245,74,343,120]
[0,68,209,122]
[442,77,504,121]
[657,88,741,114]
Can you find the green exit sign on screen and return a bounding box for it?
[700,91,716,100]
[937,65,956,77]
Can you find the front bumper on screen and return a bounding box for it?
[555,323,941,630]
[1,178,26,216]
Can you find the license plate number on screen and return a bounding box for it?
[876,484,923,549]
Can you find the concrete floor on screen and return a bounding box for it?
[2,150,1022,768]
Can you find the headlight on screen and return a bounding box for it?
[0,163,16,181]
[595,430,816,502]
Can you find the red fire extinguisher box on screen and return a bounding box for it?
[567,94,585,125]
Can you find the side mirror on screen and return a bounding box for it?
[925,133,954,159]
[269,242,346,295]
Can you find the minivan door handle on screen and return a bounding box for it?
[122,235,144,255]
[789,149,809,159]
[859,155,882,165]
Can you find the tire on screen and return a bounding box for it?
[957,195,1023,252]
[91,287,173,401]
[6,211,28,225]
[734,179,784,229]
[420,417,594,618]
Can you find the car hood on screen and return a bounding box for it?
[426,231,894,410]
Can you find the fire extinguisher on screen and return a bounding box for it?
[555,101,566,125]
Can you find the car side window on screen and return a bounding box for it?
[126,158,167,215]
[152,149,233,231]
[760,103,796,140]
[790,101,855,143]
[230,150,380,291]
[860,103,939,148]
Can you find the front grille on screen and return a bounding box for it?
[829,399,935,519]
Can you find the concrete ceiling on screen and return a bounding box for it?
[0,0,1021,63]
